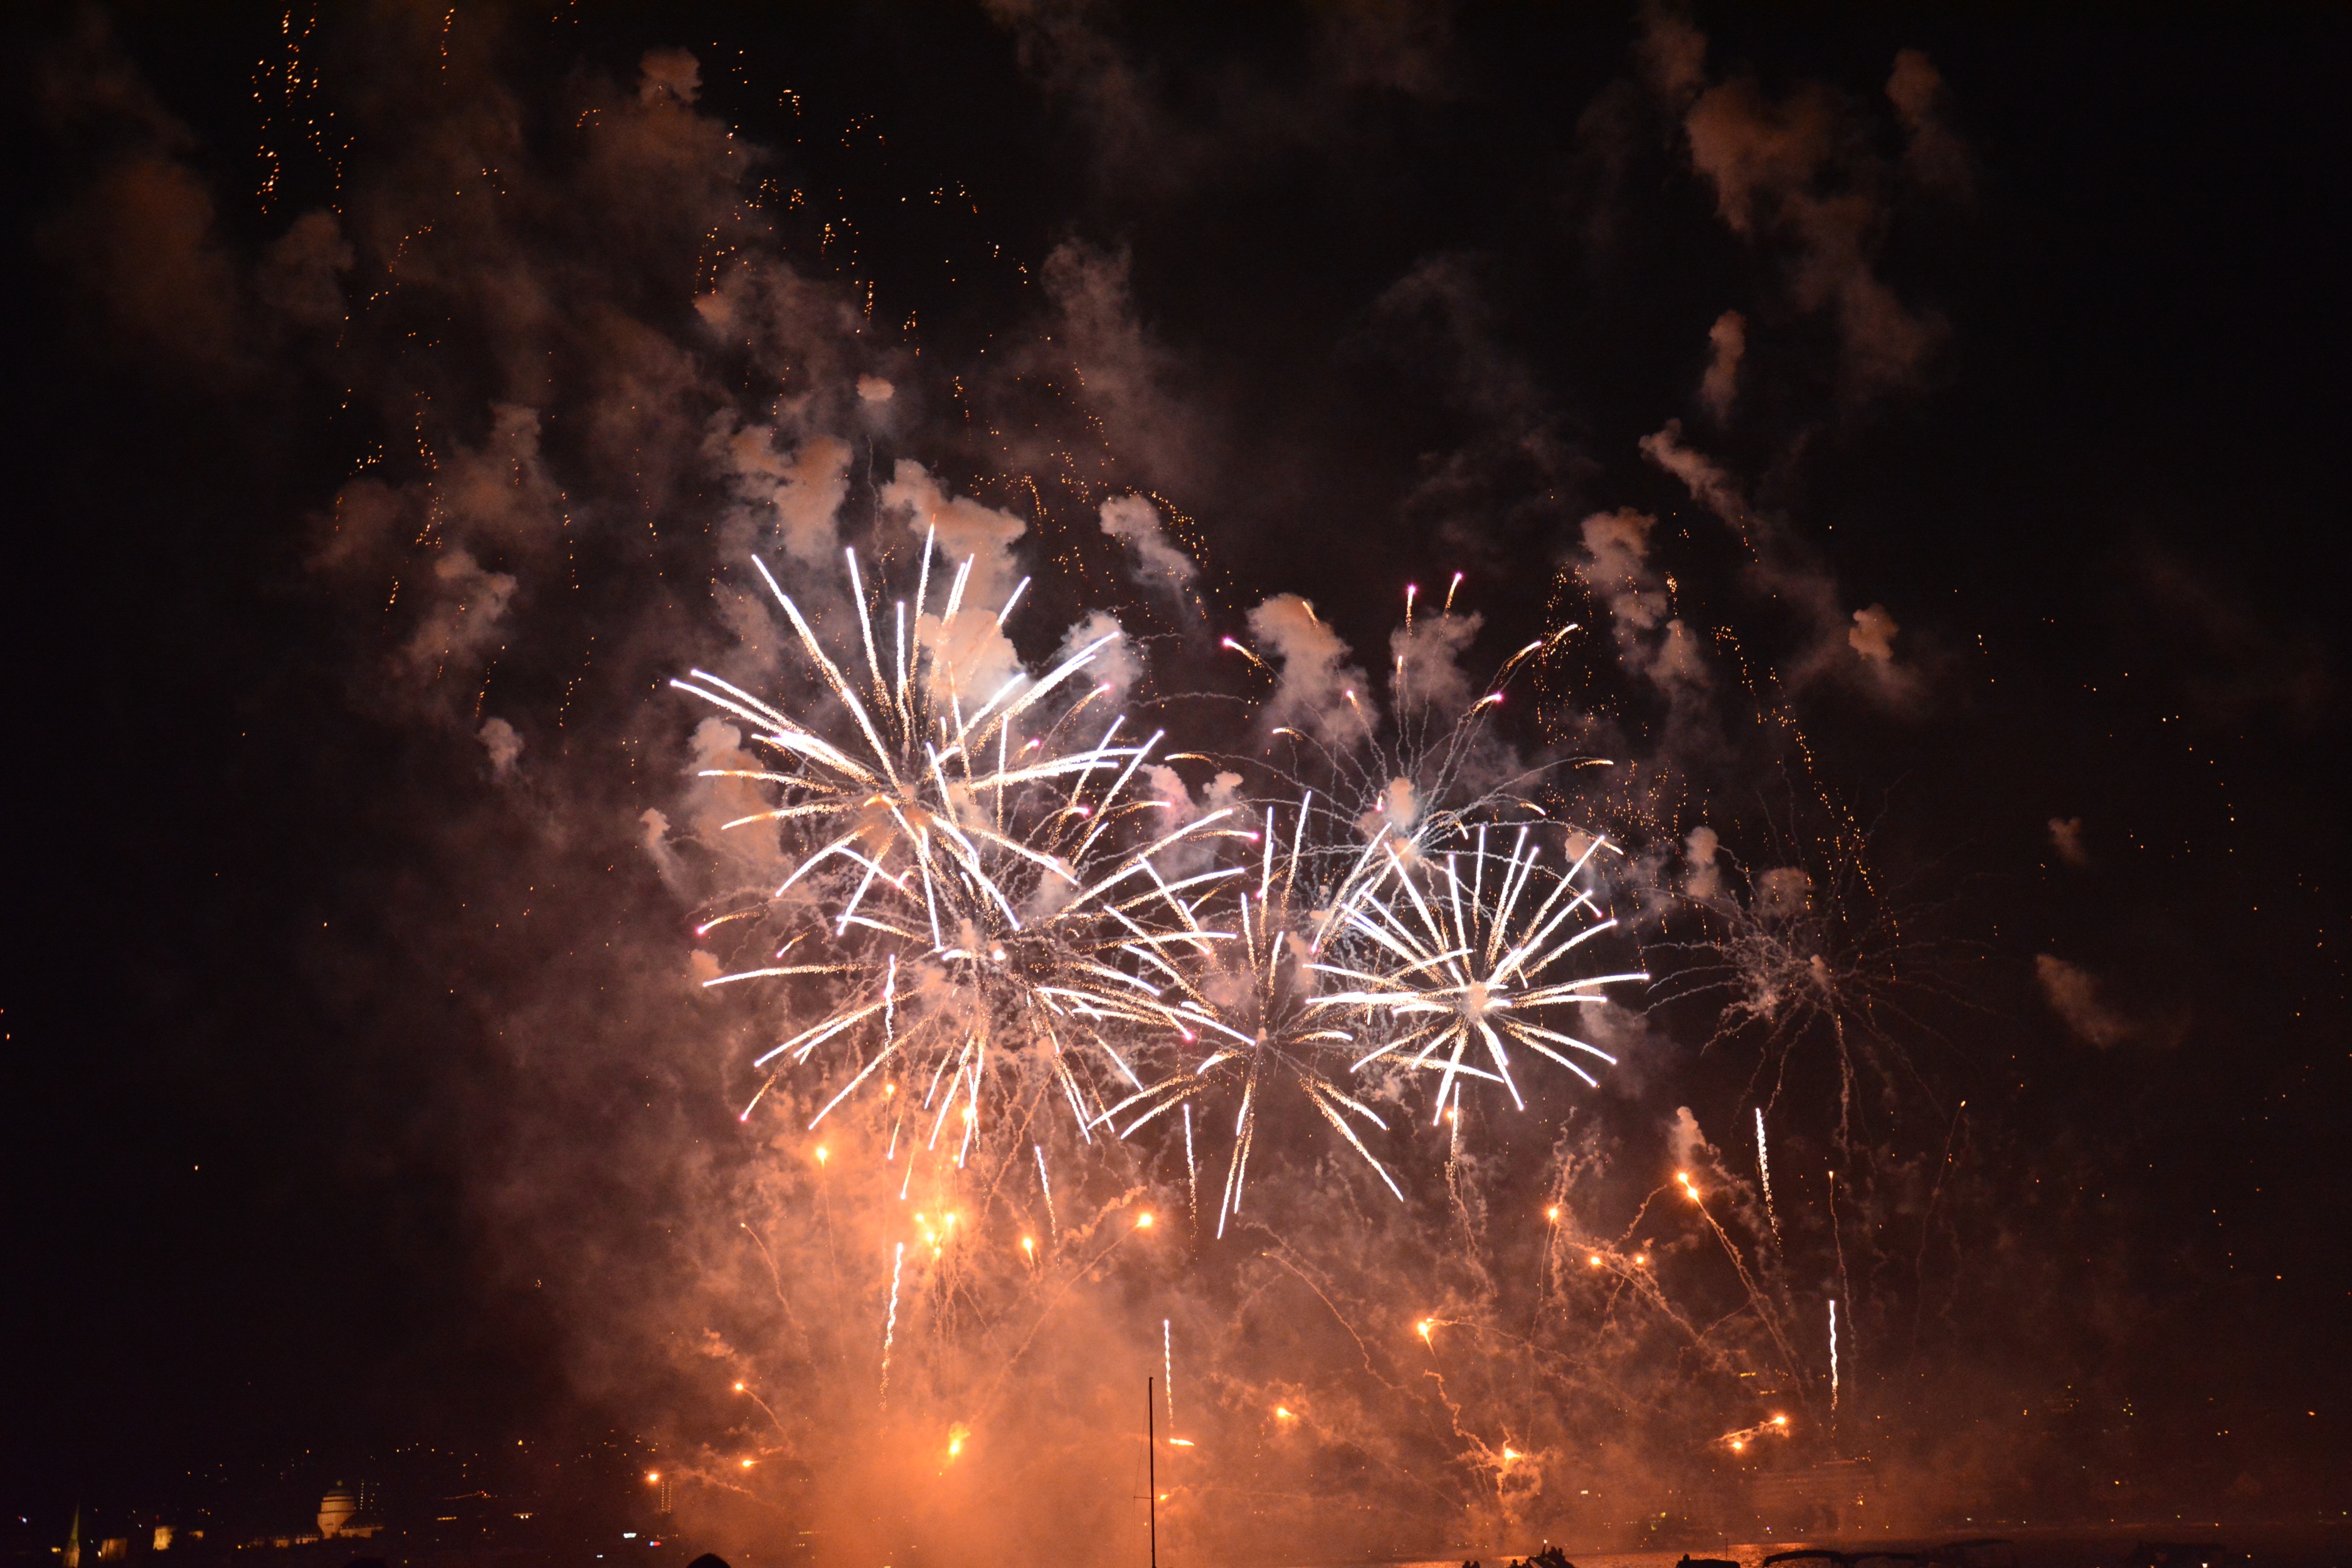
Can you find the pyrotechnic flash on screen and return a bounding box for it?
[1756,1106,1777,1236]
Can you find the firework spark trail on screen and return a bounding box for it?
[1163,1318,1176,1431]
[1756,1106,1778,1240]
[1828,1297,1841,1411]
[1675,1170,1803,1385]
[881,1241,906,1406]
[1034,1142,1056,1235]
[1182,1103,1197,1221]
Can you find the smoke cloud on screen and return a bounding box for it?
[2035,954,2135,1048]
[1640,11,1959,400]
[1246,593,1374,749]
[1098,493,1199,607]
[1699,308,1746,422]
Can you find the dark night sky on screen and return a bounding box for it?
[3,0,2348,1536]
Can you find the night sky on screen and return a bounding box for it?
[4,0,2348,1546]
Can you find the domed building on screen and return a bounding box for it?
[316,1488,357,1540]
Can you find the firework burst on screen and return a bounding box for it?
[1325,822,1648,1121]
[677,538,1246,1154]
[1101,797,1405,1232]
[685,550,1650,1233]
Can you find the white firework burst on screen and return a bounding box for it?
[678,538,1245,1153]
[1322,822,1648,1122]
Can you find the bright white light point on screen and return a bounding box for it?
[1588,1254,1602,1267]
[733,1381,745,1392]
[815,1147,829,1164]
[1275,1407,1293,1419]
[1773,1414,1788,1426]
[1416,1318,1433,1340]
[739,1459,753,1469]
[1502,1447,1520,1461]
[1546,1206,1560,1221]
[645,1473,659,1483]
[1136,1212,1154,1228]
